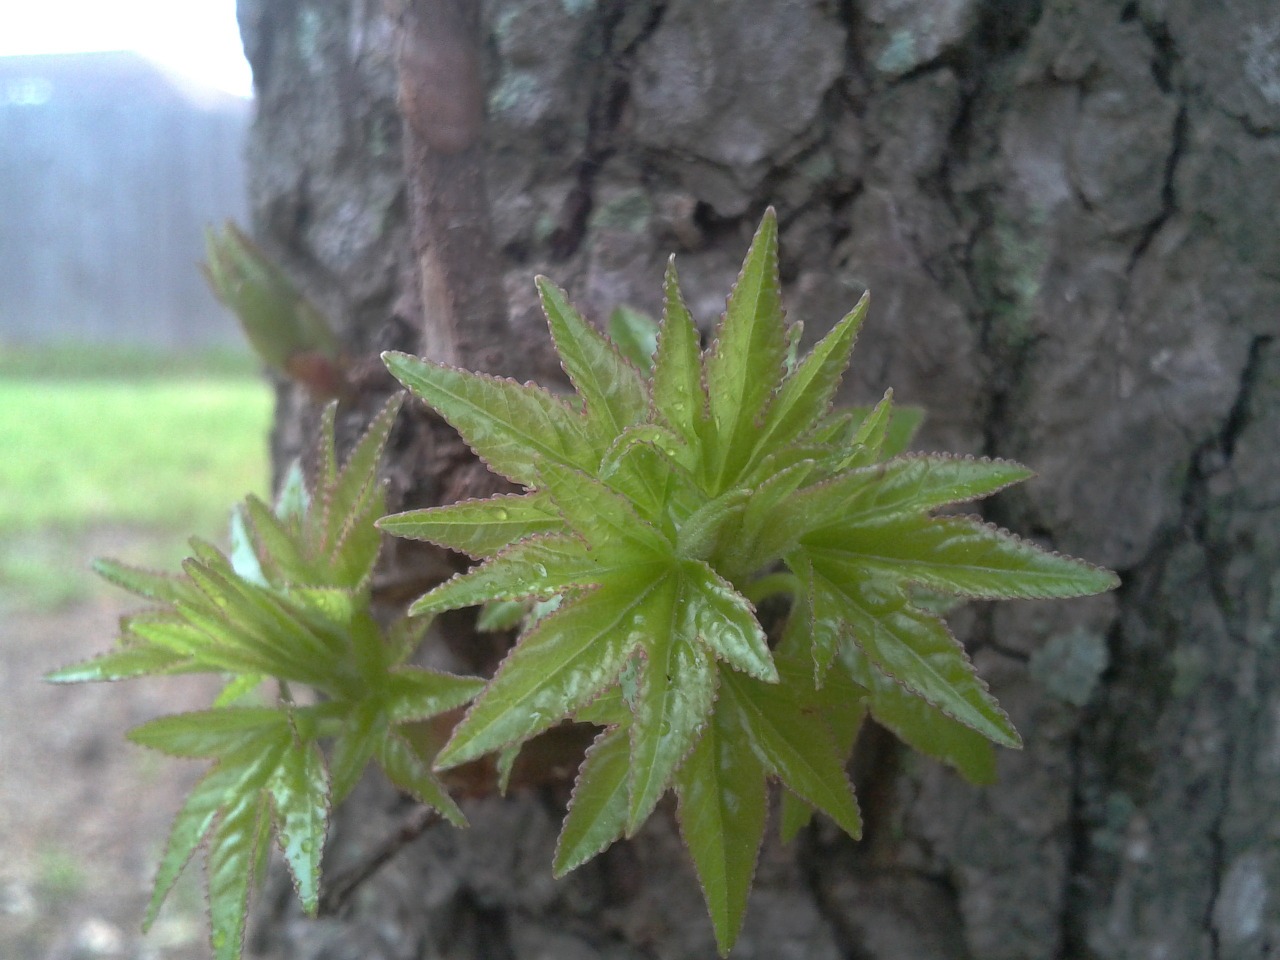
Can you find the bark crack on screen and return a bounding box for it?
[796,830,878,960]
[1204,737,1234,960]
[937,7,1054,468]
[1125,104,1186,274]
[1175,335,1271,960]
[1189,334,1273,628]
[548,0,668,261]
[1057,624,1115,960]
[1125,9,1186,274]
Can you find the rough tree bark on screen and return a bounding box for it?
[235,1,1279,958]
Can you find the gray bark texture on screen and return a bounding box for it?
[235,1,1279,958]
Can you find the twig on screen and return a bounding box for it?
[318,805,441,915]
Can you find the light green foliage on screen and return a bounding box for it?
[48,398,482,960]
[381,209,1119,953]
[203,224,343,393]
[57,209,1118,958]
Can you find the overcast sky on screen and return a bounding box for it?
[0,0,252,96]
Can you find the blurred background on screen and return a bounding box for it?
[0,3,266,957]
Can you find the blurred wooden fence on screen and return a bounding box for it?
[0,52,251,349]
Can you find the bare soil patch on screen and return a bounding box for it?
[1,533,223,960]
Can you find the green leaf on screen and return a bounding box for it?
[675,706,767,956]
[842,390,894,467]
[335,611,385,692]
[525,595,563,630]
[328,698,383,805]
[495,743,521,794]
[841,644,996,784]
[145,799,215,929]
[291,586,358,631]
[737,443,832,491]
[834,455,1033,527]
[752,292,867,463]
[128,708,288,758]
[775,624,868,746]
[653,258,712,450]
[149,727,285,942]
[598,423,693,519]
[679,560,776,683]
[731,460,821,574]
[721,670,861,839]
[537,277,649,441]
[384,351,594,486]
[770,633,868,840]
[203,223,340,378]
[313,394,401,560]
[213,670,266,711]
[378,491,564,558]
[142,741,280,930]
[180,561,338,687]
[437,575,670,769]
[385,667,485,724]
[783,317,804,373]
[705,208,788,487]
[125,613,251,669]
[386,615,430,669]
[476,598,527,632]
[67,394,496,959]
[779,789,815,843]
[323,491,385,589]
[882,405,925,457]
[376,733,467,827]
[627,578,717,831]
[784,552,844,681]
[229,506,269,588]
[316,402,339,488]
[554,726,631,876]
[242,495,317,586]
[409,535,637,616]
[187,536,231,569]
[748,456,1032,568]
[190,559,343,669]
[573,686,629,727]
[92,557,195,605]
[815,402,919,457]
[207,792,269,960]
[811,561,1020,747]
[808,408,859,448]
[45,644,192,683]
[268,739,329,915]
[608,304,660,373]
[536,460,672,558]
[275,458,310,523]
[676,488,750,562]
[808,515,1121,599]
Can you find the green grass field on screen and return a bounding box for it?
[0,348,272,610]
[0,343,260,381]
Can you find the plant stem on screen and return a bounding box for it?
[318,805,441,916]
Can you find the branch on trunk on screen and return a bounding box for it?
[394,0,518,377]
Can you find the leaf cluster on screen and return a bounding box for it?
[203,223,345,396]
[48,399,482,960]
[381,209,1119,952]
[59,209,1118,958]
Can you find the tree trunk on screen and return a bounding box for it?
[236,1,1280,957]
